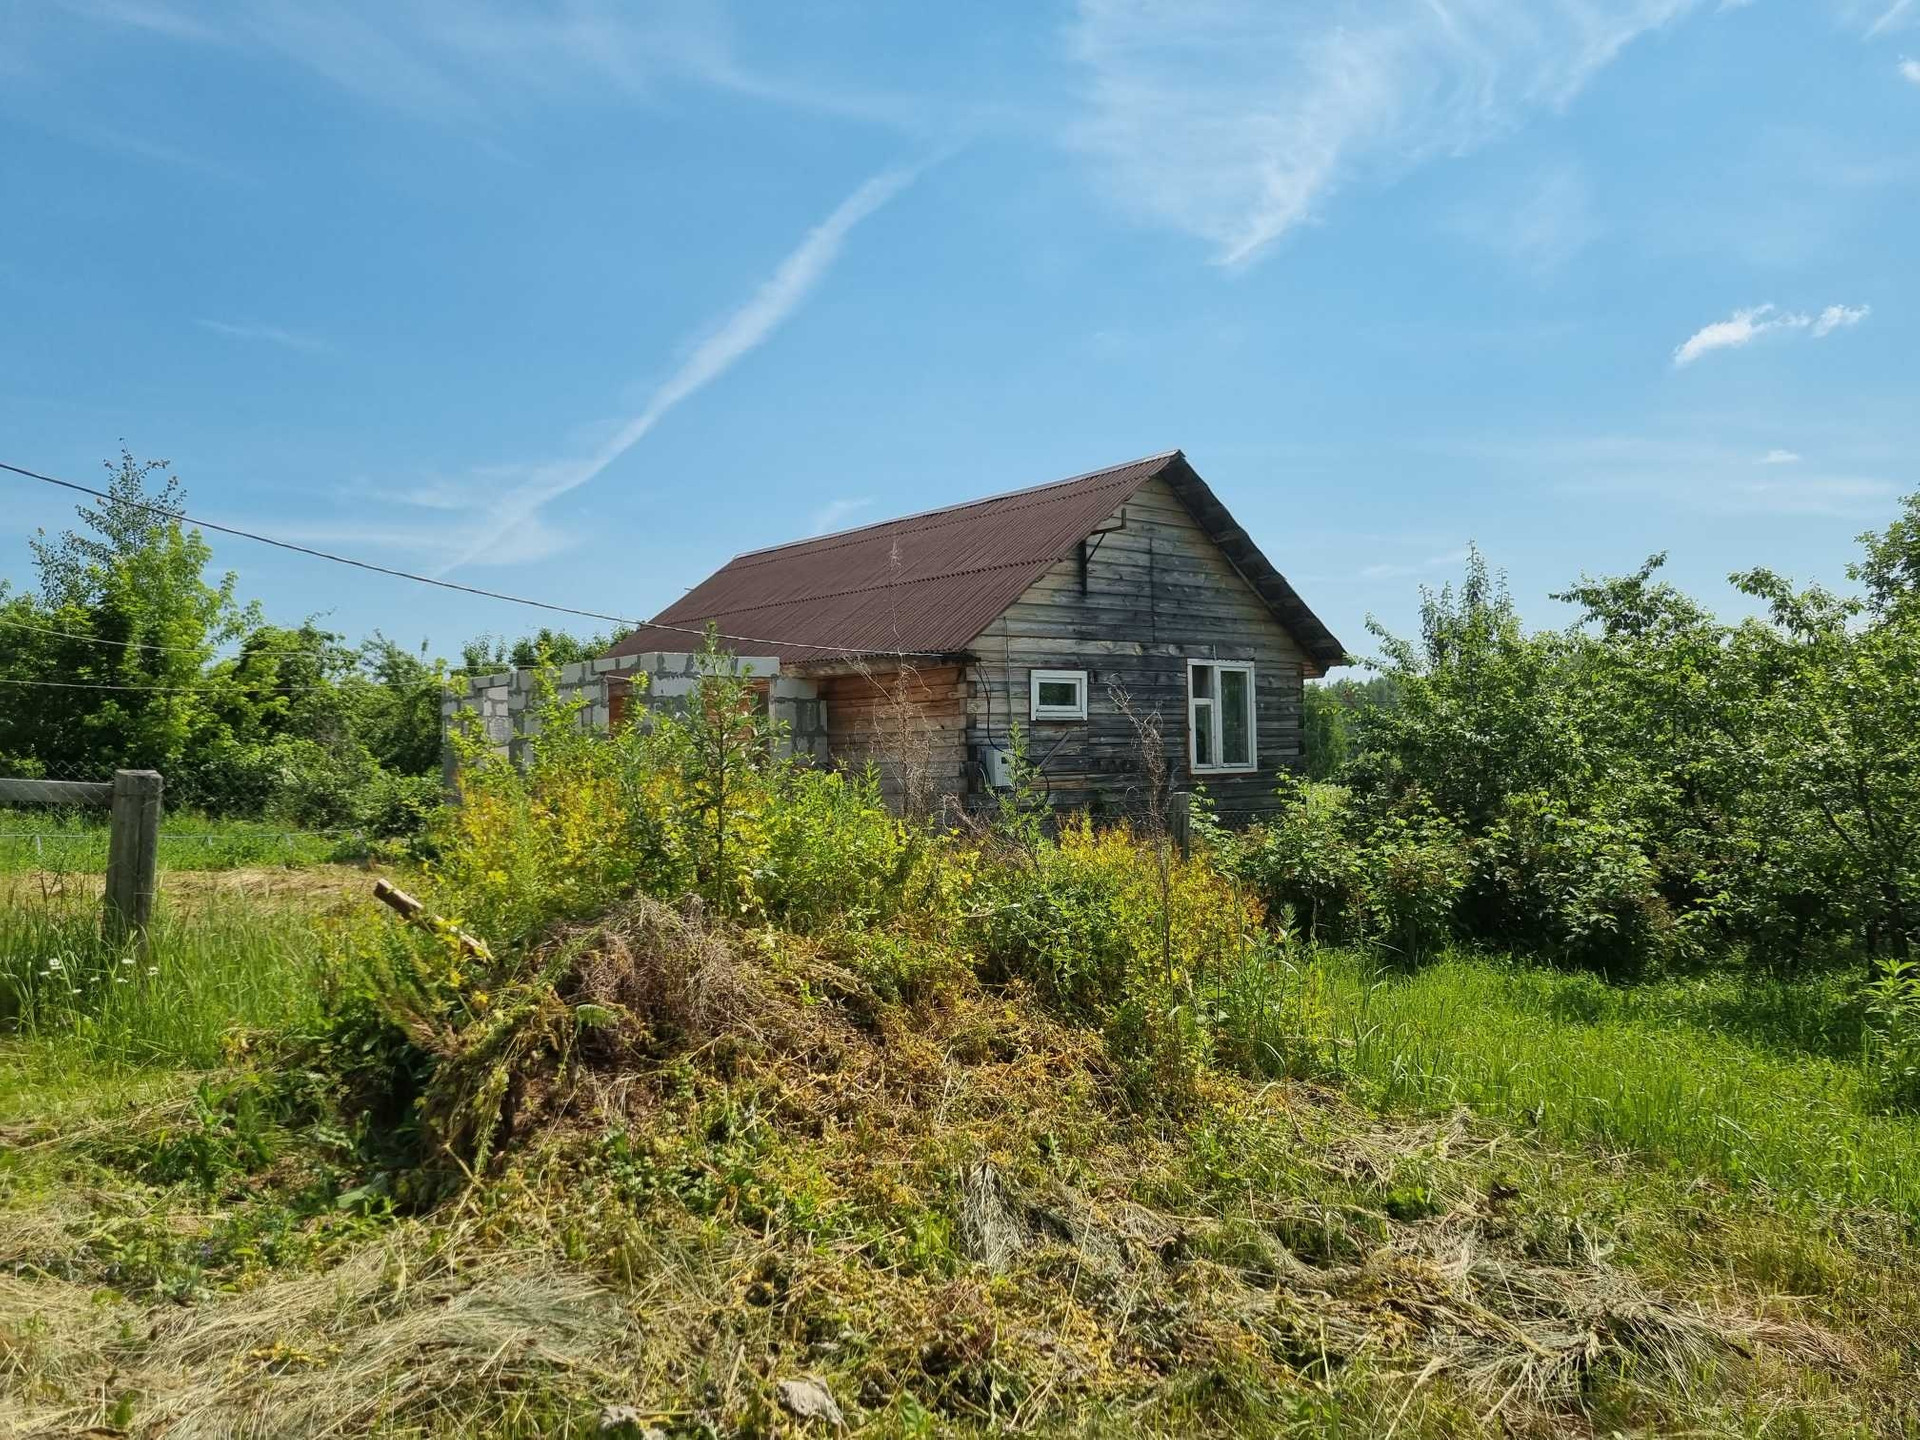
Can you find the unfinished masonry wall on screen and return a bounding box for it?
[442,652,827,780]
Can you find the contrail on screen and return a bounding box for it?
[442,164,920,574]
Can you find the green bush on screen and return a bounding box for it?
[1223,782,1466,964]
[1357,813,1470,964]
[357,769,443,839]
[1227,781,1368,944]
[1465,793,1683,976]
[969,819,1267,1109]
[972,838,1135,1018]
[757,766,919,933]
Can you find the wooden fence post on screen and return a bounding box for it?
[1170,790,1192,861]
[104,769,163,944]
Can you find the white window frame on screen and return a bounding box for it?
[1187,660,1258,773]
[1029,668,1089,721]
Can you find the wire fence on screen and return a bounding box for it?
[0,758,370,877]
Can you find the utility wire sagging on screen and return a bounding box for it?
[0,459,945,659]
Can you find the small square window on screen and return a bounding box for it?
[1029,669,1088,721]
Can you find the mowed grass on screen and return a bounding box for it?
[1306,949,1920,1218]
[5,864,1920,1436]
[0,807,356,874]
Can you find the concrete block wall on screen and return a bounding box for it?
[442,652,827,781]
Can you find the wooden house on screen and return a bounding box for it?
[606,451,1343,820]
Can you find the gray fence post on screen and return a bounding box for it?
[105,769,163,943]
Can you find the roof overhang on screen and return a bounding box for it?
[1154,453,1346,674]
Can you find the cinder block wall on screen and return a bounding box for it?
[441,652,827,783]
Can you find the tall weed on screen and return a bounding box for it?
[1865,954,1920,1111]
[971,818,1266,1106]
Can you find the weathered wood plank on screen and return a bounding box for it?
[0,777,114,805]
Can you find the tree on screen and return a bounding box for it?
[2,450,248,778]
[460,627,612,674]
[679,629,780,914]
[1349,549,1578,828]
[1302,675,1396,781]
[1730,545,1920,964]
[1,449,451,830]
[1330,505,1920,974]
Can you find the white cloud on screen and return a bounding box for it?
[1811,303,1871,336]
[807,498,872,536]
[1673,305,1799,365]
[1760,448,1802,464]
[439,164,919,571]
[1672,302,1871,366]
[52,0,920,131]
[196,318,329,353]
[1902,57,1920,81]
[1066,0,1708,267]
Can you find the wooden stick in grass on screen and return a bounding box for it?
[372,877,493,959]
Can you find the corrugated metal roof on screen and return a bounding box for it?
[608,450,1345,670]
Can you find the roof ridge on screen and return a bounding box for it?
[726,450,1180,564]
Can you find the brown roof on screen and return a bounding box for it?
[608,450,1344,671]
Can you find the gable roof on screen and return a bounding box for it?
[608,450,1345,671]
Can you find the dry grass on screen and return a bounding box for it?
[5,900,1919,1436]
[1,1236,643,1438]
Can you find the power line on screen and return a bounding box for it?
[0,674,395,697]
[3,458,642,628]
[1,458,946,659]
[0,615,338,659]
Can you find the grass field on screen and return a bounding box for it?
[0,807,360,874]
[4,849,1918,1436]
[1303,951,1920,1218]
[0,893,334,1074]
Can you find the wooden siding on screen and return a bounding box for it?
[963,474,1309,820]
[813,664,970,811]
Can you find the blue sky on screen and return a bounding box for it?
[2,1,1915,666]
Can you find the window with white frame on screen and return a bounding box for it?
[1029,668,1088,721]
[1188,660,1256,772]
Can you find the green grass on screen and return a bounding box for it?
[1305,949,1920,1218]
[0,808,359,873]
[0,893,332,1072]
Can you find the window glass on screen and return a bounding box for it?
[1037,679,1079,709]
[1193,698,1214,766]
[1191,666,1213,699]
[1221,668,1250,766]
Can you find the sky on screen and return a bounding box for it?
[2,0,1916,668]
